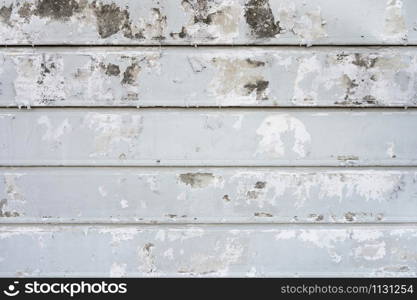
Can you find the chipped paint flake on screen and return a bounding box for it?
[256,114,311,157]
[384,0,408,42]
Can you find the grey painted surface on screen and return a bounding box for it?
[0,225,417,277]
[1,167,417,224]
[0,0,416,45]
[1,47,417,107]
[0,108,416,166]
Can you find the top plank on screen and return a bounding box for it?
[0,0,416,45]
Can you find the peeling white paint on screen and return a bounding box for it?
[256,114,311,157]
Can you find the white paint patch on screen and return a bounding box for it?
[37,116,72,145]
[299,229,348,249]
[292,9,327,46]
[232,114,244,130]
[387,142,396,158]
[354,242,386,261]
[256,114,311,157]
[275,3,327,46]
[120,199,129,209]
[83,113,142,157]
[163,248,174,260]
[384,0,408,42]
[98,186,108,197]
[351,229,384,242]
[99,228,138,245]
[275,230,296,240]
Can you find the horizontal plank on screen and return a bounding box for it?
[0,0,417,45]
[0,108,416,166]
[1,167,417,223]
[1,47,417,107]
[0,225,416,277]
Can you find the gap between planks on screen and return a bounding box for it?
[2,222,417,227]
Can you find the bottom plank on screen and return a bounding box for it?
[0,225,416,277]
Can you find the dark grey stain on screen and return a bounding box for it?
[35,0,80,20]
[0,5,12,25]
[244,80,269,100]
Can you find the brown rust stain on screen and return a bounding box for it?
[244,0,281,38]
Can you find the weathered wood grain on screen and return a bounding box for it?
[1,47,417,107]
[0,108,416,166]
[0,0,416,45]
[0,225,416,277]
[1,167,416,223]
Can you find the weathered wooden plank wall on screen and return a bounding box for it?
[1,168,416,223]
[0,0,417,45]
[1,47,417,107]
[0,0,416,277]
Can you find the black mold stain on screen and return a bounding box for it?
[35,0,80,20]
[244,0,281,38]
[244,80,269,100]
[0,5,12,25]
[254,181,266,189]
[352,54,378,69]
[122,63,141,85]
[0,199,19,217]
[18,2,32,20]
[246,58,265,67]
[223,194,231,202]
[103,63,121,76]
